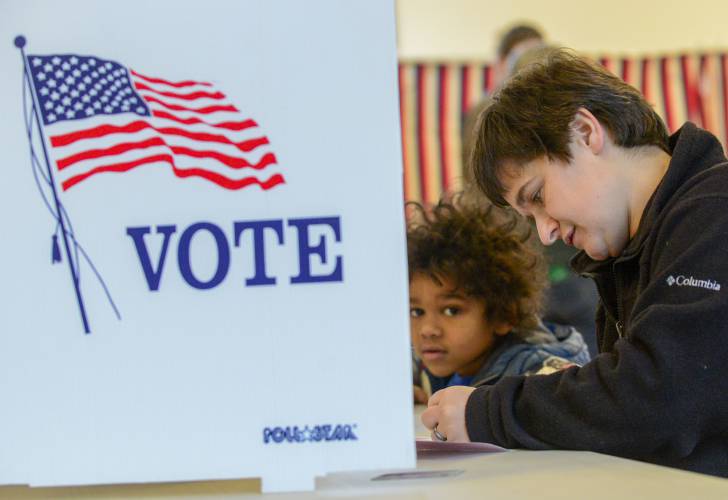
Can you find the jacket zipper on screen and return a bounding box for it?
[612,265,625,338]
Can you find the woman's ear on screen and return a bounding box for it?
[570,107,604,155]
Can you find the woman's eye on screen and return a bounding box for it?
[410,308,423,318]
[443,307,460,317]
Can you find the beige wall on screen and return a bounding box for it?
[396,0,728,61]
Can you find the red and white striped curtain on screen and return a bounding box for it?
[399,52,728,204]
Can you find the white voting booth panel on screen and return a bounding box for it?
[0,0,414,492]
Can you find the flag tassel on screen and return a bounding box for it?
[51,234,62,263]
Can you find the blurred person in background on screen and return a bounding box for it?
[462,27,599,356]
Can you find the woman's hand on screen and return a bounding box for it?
[420,386,475,442]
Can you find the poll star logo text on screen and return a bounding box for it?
[263,424,358,444]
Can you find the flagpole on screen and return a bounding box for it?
[15,35,91,334]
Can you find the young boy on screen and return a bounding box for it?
[407,197,590,404]
[422,49,728,477]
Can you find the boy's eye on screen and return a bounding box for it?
[410,308,424,318]
[443,306,460,317]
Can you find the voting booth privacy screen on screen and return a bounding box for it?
[0,0,414,491]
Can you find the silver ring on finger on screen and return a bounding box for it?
[433,424,447,442]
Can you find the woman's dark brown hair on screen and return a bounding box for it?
[471,48,669,207]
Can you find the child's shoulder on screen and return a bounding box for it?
[477,324,590,383]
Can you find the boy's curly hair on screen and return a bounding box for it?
[407,194,547,331]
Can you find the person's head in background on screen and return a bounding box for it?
[462,45,557,195]
[407,195,547,378]
[471,49,670,261]
[492,23,545,89]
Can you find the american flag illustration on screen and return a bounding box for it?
[26,53,284,191]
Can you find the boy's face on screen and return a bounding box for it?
[409,273,508,378]
[500,146,631,261]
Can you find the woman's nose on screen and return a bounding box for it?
[535,214,559,246]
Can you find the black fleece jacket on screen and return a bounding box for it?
[465,123,728,477]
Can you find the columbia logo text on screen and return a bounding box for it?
[666,275,721,291]
[263,424,358,444]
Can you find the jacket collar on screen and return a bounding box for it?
[471,322,581,386]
